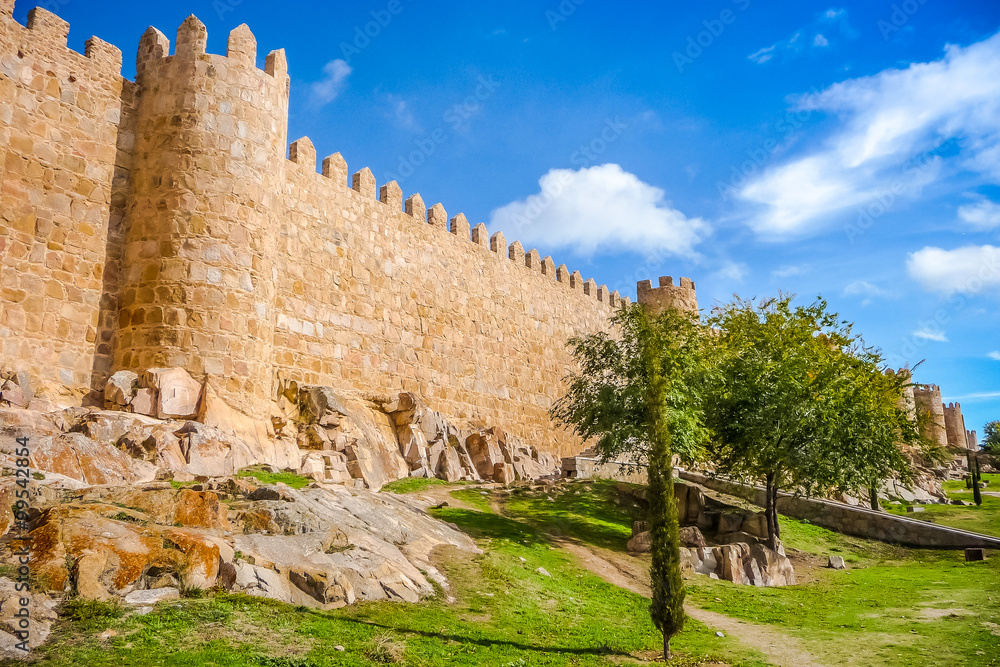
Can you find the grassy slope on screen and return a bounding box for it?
[18,482,769,667]
[883,473,1000,538]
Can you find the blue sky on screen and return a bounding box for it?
[30,0,1000,435]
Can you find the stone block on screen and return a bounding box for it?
[142,368,201,420]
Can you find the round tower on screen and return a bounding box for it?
[114,17,289,415]
[636,276,699,316]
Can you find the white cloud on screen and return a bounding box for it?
[958,196,1000,230]
[747,9,850,65]
[988,351,1000,361]
[713,262,748,282]
[907,245,1000,293]
[772,265,804,279]
[310,59,352,106]
[489,164,709,258]
[843,280,891,305]
[913,328,949,343]
[385,94,419,132]
[739,31,1000,236]
[844,279,887,297]
[749,45,777,65]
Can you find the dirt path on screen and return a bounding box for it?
[556,536,829,667]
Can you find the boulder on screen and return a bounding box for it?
[679,526,707,548]
[140,368,201,420]
[104,371,139,408]
[751,544,796,586]
[828,555,847,570]
[131,388,156,417]
[466,430,505,480]
[626,531,652,554]
[30,433,158,486]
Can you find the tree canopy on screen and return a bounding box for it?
[703,295,917,548]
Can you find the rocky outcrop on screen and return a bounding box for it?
[17,480,477,609]
[677,542,796,587]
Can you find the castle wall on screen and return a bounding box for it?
[0,5,697,458]
[275,149,620,456]
[0,7,127,393]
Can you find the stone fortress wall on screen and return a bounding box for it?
[0,4,699,457]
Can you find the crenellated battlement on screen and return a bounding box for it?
[637,276,699,316]
[134,15,287,89]
[0,3,695,457]
[1,4,123,77]
[279,132,624,310]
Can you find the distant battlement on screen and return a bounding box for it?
[636,276,699,316]
[0,4,693,457]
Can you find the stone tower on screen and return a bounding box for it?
[113,18,290,415]
[636,276,699,316]
[913,385,948,448]
[943,402,968,451]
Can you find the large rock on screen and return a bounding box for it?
[141,368,202,420]
[104,371,139,409]
[30,433,157,486]
[676,542,795,588]
[305,389,409,491]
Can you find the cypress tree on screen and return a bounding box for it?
[641,313,685,661]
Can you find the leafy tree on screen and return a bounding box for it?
[984,421,1000,455]
[704,295,916,550]
[552,304,710,659]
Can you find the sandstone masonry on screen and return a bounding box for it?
[0,5,698,457]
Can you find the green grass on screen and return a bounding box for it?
[168,480,199,489]
[883,473,1000,537]
[686,545,1000,666]
[379,477,458,494]
[502,479,643,551]
[23,490,770,667]
[236,466,313,490]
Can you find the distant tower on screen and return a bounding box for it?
[913,385,949,448]
[636,277,698,316]
[967,430,979,451]
[942,402,968,451]
[887,367,917,420]
[114,18,290,415]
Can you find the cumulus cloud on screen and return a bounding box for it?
[739,31,1000,236]
[988,351,1000,361]
[814,34,830,47]
[310,59,352,106]
[912,328,949,343]
[958,196,1000,230]
[906,245,1000,293]
[489,164,708,258]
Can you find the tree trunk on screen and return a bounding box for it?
[973,456,983,506]
[869,486,881,511]
[663,631,671,661]
[764,472,779,551]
